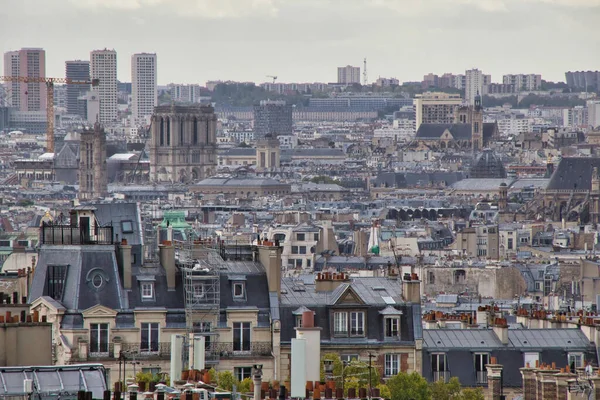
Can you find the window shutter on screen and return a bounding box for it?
[377,354,385,378]
[401,353,409,373]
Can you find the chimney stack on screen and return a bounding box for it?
[119,239,132,289]
[486,358,503,400]
[159,241,176,290]
[402,272,421,303]
[257,241,282,298]
[492,317,509,345]
[315,272,350,292]
[295,310,321,384]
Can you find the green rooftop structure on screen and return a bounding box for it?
[159,211,197,242]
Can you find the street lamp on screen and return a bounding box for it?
[341,361,349,395]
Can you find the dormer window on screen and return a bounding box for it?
[233,282,245,298]
[385,317,400,338]
[121,220,134,234]
[141,282,154,299]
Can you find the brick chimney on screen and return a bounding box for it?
[536,366,559,400]
[119,239,132,289]
[159,240,176,290]
[520,365,536,400]
[257,242,282,298]
[315,272,350,292]
[486,357,503,400]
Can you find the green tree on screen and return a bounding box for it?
[216,371,236,391]
[309,175,340,185]
[320,353,345,387]
[386,372,430,400]
[236,377,252,394]
[344,377,361,397]
[377,384,391,399]
[429,377,461,400]
[343,360,379,390]
[456,387,485,400]
[208,368,217,384]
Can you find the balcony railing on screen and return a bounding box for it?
[476,371,488,384]
[41,221,114,245]
[120,342,171,359]
[207,342,272,358]
[433,371,450,382]
[87,343,115,360]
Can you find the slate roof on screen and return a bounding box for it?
[92,202,143,246]
[416,124,473,140]
[546,157,600,191]
[284,148,346,158]
[373,172,465,188]
[195,177,285,187]
[29,245,128,310]
[280,276,403,306]
[450,178,513,191]
[423,329,592,350]
[224,148,257,157]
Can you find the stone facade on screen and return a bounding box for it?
[149,105,217,183]
[78,122,108,199]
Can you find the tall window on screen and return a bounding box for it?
[160,118,164,146]
[206,119,210,144]
[47,265,68,301]
[166,118,171,146]
[141,323,159,353]
[475,353,489,384]
[569,353,584,369]
[385,317,400,338]
[235,367,252,382]
[193,118,198,144]
[385,354,400,376]
[233,322,251,351]
[350,311,365,336]
[432,353,447,382]
[180,120,184,144]
[333,312,348,335]
[90,323,109,355]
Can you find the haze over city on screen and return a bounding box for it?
[2,0,599,84]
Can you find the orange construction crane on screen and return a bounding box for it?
[0,76,99,153]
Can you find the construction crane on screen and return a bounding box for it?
[266,75,277,84]
[0,76,99,153]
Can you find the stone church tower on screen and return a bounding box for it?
[78,122,108,200]
[454,93,483,152]
[149,104,217,183]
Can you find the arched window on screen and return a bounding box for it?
[166,118,171,146]
[193,118,198,145]
[159,117,164,146]
[180,118,184,144]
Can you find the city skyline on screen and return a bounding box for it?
[1,0,599,86]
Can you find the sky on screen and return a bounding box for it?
[1,0,599,86]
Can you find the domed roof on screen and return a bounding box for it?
[470,150,506,179]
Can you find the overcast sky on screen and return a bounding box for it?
[1,0,599,86]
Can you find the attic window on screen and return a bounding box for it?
[233,282,245,298]
[141,282,154,299]
[121,220,134,234]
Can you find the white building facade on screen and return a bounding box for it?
[90,49,118,124]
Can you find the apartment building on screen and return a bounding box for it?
[65,60,91,118]
[131,53,157,124]
[502,74,542,91]
[465,69,491,106]
[337,65,360,85]
[90,49,118,124]
[413,92,463,130]
[3,48,47,112]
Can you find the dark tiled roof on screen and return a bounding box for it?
[224,148,257,157]
[92,202,143,246]
[546,157,600,191]
[416,124,473,140]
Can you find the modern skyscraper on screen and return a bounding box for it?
[131,53,157,124]
[65,60,90,118]
[337,65,361,85]
[90,49,117,124]
[465,69,490,106]
[3,48,47,112]
[253,100,293,139]
[3,51,20,109]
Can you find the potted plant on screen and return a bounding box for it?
[135,371,153,392]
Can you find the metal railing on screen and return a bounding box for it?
[120,342,171,359]
[41,221,114,245]
[476,371,488,384]
[87,343,115,360]
[207,342,272,357]
[433,371,450,382]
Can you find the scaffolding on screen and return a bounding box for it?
[176,236,224,369]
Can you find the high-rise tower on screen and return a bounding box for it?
[90,49,117,124]
[131,53,157,124]
[65,60,90,118]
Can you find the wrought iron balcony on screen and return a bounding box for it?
[476,371,488,384]
[207,342,272,358]
[120,342,172,359]
[41,221,114,245]
[87,343,115,360]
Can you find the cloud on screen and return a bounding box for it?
[68,0,280,18]
[530,0,600,6]
[369,0,508,14]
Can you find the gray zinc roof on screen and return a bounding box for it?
[424,329,503,349]
[509,329,590,348]
[546,157,600,191]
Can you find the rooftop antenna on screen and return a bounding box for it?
[363,58,368,86]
